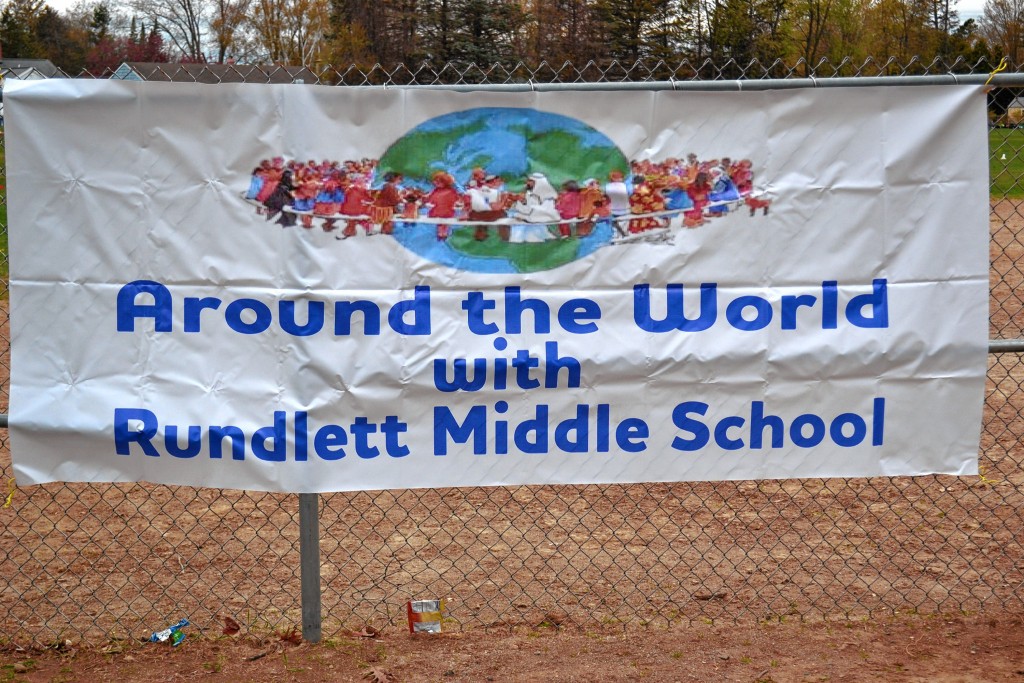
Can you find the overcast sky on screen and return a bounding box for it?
[961,0,986,19]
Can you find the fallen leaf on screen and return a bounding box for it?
[277,626,302,645]
[222,616,241,636]
[363,667,395,682]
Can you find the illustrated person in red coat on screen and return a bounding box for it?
[685,171,712,226]
[372,172,404,235]
[424,171,460,241]
[555,180,583,239]
[577,178,610,237]
[339,175,372,239]
[255,157,285,204]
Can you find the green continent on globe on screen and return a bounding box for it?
[378,119,491,182]
[447,228,581,272]
[377,110,628,191]
[513,125,626,190]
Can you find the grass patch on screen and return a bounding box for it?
[990,128,1024,198]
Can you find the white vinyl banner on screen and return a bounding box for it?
[5,79,988,493]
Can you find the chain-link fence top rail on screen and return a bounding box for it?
[1,58,1022,646]
[45,55,1015,83]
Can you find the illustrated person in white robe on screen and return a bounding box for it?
[467,175,508,241]
[511,173,559,243]
[604,170,631,236]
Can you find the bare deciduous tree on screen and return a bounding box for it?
[211,0,249,61]
[981,0,1024,61]
[130,0,209,60]
[249,0,329,64]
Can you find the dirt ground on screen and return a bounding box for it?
[3,613,1024,682]
[990,199,1024,337]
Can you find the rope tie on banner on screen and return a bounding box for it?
[2,478,15,509]
[985,57,1008,88]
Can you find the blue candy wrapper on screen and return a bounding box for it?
[150,618,190,646]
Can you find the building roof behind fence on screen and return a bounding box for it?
[0,59,61,79]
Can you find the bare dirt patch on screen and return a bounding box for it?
[3,613,1024,682]
[991,199,1024,337]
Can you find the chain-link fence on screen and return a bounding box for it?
[1,58,1023,645]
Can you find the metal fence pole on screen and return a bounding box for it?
[298,492,322,642]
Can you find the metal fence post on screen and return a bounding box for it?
[298,492,322,642]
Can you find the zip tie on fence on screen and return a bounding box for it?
[977,464,1001,487]
[2,478,15,509]
[985,57,1008,88]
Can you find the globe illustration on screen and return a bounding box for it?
[378,107,629,274]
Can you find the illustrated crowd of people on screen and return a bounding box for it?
[245,153,769,242]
